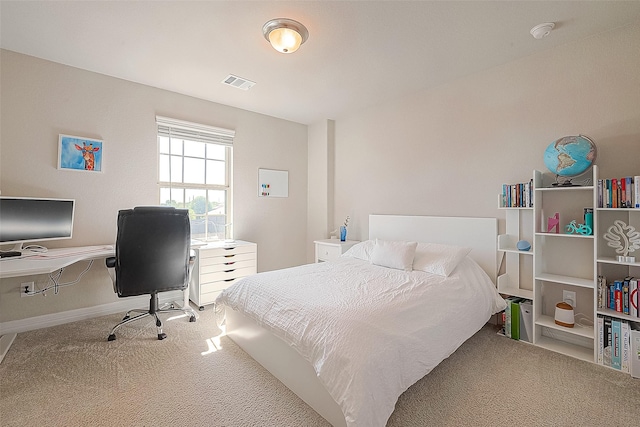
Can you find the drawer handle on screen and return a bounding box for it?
[224,254,235,258]
[224,278,235,282]
[224,262,235,265]
[224,247,236,251]
[224,269,235,273]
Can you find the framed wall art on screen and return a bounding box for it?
[58,134,103,172]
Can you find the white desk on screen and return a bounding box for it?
[0,246,115,279]
[0,246,116,363]
[0,245,192,362]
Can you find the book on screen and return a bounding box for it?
[597,275,607,309]
[609,282,616,310]
[502,297,522,339]
[510,298,522,340]
[631,327,640,379]
[621,320,630,373]
[623,279,630,315]
[630,278,638,318]
[597,316,604,365]
[635,176,640,208]
[604,316,612,367]
[612,318,621,370]
[614,280,623,312]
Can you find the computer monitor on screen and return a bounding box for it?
[0,196,75,251]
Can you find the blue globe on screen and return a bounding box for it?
[543,135,597,178]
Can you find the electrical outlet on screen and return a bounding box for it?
[563,290,576,309]
[21,281,35,297]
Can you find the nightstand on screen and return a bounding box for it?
[314,239,359,263]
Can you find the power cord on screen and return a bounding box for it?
[26,260,94,296]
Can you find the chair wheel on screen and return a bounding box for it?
[198,306,205,311]
[108,334,116,341]
[189,316,196,322]
[158,333,167,340]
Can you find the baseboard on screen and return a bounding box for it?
[0,333,17,364]
[0,290,183,335]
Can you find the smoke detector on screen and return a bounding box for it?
[530,23,555,39]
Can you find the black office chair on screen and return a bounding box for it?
[105,206,197,341]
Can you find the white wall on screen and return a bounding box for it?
[333,22,640,240]
[0,50,308,323]
[307,119,335,262]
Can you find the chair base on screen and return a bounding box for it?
[107,293,197,341]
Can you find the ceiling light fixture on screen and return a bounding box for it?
[262,18,309,54]
[530,22,555,39]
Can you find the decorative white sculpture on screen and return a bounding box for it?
[603,220,640,257]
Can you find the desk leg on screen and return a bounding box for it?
[0,333,17,364]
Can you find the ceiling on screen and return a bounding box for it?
[2,1,640,125]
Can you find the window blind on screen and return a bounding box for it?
[156,116,235,146]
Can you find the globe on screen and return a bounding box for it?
[543,135,597,183]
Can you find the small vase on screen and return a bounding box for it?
[339,226,347,242]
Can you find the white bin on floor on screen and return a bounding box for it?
[519,301,533,343]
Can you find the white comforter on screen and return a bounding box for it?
[217,256,506,427]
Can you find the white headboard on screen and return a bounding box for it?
[368,215,498,282]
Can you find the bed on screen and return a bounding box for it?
[216,215,505,427]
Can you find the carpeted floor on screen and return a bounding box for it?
[1,307,638,427]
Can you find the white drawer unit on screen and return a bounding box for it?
[190,240,257,310]
[314,239,359,263]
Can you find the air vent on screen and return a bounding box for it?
[222,74,256,90]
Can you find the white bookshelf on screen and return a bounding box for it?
[502,167,640,376]
[498,207,533,300]
[532,166,597,362]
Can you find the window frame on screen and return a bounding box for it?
[156,116,234,241]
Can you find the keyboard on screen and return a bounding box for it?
[0,251,22,258]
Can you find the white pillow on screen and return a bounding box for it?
[342,240,375,261]
[413,242,471,276]
[370,239,417,271]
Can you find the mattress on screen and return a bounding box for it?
[217,255,505,426]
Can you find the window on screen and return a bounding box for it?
[156,116,234,241]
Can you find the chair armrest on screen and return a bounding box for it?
[105,256,117,292]
[188,252,196,283]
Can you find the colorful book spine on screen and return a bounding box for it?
[504,297,513,338]
[511,299,521,340]
[609,283,614,310]
[614,280,623,312]
[635,176,640,208]
[612,318,622,370]
[623,279,630,315]
[500,181,534,208]
[630,279,638,318]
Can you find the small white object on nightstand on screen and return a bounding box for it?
[314,239,359,263]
